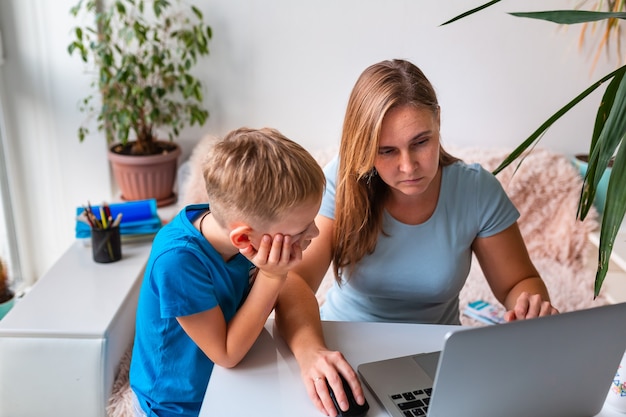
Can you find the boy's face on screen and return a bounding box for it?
[249,198,321,252]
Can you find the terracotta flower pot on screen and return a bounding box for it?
[108,141,181,207]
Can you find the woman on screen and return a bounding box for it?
[273,59,559,417]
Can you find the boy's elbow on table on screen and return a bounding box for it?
[209,352,245,369]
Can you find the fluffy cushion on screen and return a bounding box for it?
[179,134,219,206]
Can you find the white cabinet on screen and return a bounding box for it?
[0,240,152,417]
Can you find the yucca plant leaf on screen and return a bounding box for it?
[596,140,626,297]
[584,70,626,297]
[510,10,626,24]
[591,68,626,151]
[579,69,626,297]
[586,69,626,202]
[440,0,502,26]
[490,67,626,300]
[492,67,623,175]
[580,66,626,219]
[444,3,626,298]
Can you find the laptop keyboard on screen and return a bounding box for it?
[390,388,432,416]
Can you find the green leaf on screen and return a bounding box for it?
[154,0,169,18]
[114,1,126,16]
[580,67,626,219]
[78,127,88,142]
[587,69,626,200]
[193,83,202,101]
[596,139,626,297]
[441,0,502,26]
[67,42,77,56]
[69,3,81,17]
[510,10,626,25]
[591,69,625,150]
[493,66,626,175]
[191,5,202,20]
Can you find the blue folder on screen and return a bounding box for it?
[75,199,163,238]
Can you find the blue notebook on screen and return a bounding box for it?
[75,199,163,238]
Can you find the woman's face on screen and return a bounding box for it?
[375,104,441,199]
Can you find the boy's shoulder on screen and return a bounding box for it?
[152,204,206,248]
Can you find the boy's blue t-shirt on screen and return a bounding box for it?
[319,156,520,325]
[130,204,254,417]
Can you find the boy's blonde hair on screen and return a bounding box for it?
[203,127,325,228]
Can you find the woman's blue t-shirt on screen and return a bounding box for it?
[320,157,519,325]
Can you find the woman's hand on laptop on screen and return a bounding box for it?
[504,291,559,322]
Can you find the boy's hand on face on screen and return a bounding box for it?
[240,233,303,280]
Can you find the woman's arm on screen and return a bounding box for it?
[274,214,366,416]
[274,271,366,416]
[472,222,559,321]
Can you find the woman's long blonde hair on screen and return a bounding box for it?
[332,59,458,281]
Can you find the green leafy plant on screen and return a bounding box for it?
[442,3,626,298]
[68,0,212,156]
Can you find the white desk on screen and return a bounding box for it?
[200,319,623,417]
[0,239,153,417]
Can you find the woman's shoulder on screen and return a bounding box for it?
[442,161,504,198]
[444,160,494,181]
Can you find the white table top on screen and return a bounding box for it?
[0,239,152,338]
[200,319,623,417]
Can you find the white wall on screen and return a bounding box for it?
[0,0,619,284]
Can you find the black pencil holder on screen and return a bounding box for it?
[91,226,122,263]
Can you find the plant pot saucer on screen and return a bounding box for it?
[121,193,177,208]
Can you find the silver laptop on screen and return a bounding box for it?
[358,302,626,417]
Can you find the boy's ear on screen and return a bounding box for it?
[229,224,253,249]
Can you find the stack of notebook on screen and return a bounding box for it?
[462,300,506,325]
[75,199,163,240]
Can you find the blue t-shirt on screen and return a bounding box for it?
[320,156,519,325]
[130,204,254,417]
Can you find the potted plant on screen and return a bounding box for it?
[68,0,212,206]
[442,2,626,298]
[0,256,15,320]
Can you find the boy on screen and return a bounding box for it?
[130,127,325,417]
